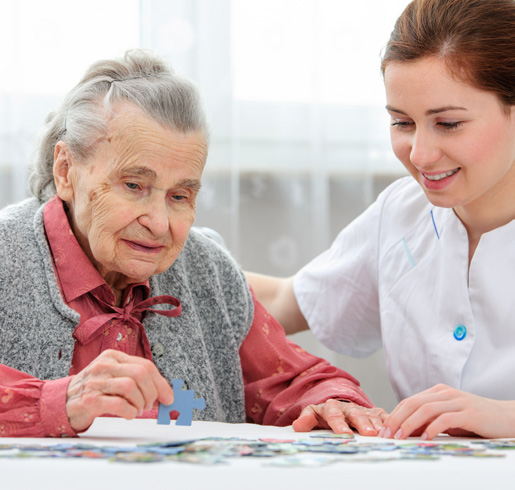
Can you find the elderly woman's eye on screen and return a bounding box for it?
[125,182,140,191]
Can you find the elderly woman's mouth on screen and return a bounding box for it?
[123,239,165,254]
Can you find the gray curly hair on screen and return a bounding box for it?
[29,49,208,202]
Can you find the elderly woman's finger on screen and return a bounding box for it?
[372,409,389,431]
[98,376,147,410]
[67,390,143,432]
[291,405,327,432]
[316,399,356,434]
[292,403,353,434]
[66,350,174,432]
[359,408,387,433]
[338,402,382,436]
[124,354,174,406]
[89,350,174,407]
[108,360,171,410]
[293,400,388,436]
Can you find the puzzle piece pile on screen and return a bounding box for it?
[0,436,512,466]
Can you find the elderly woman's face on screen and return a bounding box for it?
[54,104,207,293]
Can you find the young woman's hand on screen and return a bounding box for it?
[379,384,515,440]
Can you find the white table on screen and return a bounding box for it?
[1,418,511,490]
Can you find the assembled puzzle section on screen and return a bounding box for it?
[157,379,206,426]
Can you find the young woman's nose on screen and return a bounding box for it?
[409,129,442,168]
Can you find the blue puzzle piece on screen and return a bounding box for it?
[157,379,206,426]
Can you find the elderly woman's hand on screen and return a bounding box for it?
[66,349,174,433]
[292,399,388,436]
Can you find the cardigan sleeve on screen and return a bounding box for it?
[241,294,374,427]
[0,365,77,437]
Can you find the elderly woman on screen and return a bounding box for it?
[0,50,384,437]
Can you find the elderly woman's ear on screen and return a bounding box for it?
[53,142,75,202]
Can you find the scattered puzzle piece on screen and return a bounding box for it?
[157,379,206,426]
[0,436,509,464]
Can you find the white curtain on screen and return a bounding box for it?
[0,0,141,207]
[139,0,410,276]
[1,0,411,409]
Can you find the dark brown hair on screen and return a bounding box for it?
[381,0,515,107]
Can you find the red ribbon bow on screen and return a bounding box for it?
[73,294,182,359]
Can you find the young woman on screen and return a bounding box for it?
[247,0,515,440]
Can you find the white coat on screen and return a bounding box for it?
[294,177,515,401]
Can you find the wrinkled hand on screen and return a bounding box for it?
[379,384,515,440]
[292,399,388,436]
[66,349,174,433]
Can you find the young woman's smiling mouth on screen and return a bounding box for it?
[421,168,461,190]
[423,168,460,181]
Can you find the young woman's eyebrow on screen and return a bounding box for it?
[385,105,467,115]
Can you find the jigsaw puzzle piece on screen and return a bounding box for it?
[157,379,206,426]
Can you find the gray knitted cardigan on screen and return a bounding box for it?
[0,198,253,423]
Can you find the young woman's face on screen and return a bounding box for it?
[385,58,515,219]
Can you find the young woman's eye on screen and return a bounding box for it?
[437,121,462,131]
[391,121,414,131]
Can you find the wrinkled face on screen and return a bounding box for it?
[384,58,515,216]
[54,104,207,293]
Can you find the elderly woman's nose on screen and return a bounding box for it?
[137,200,170,236]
